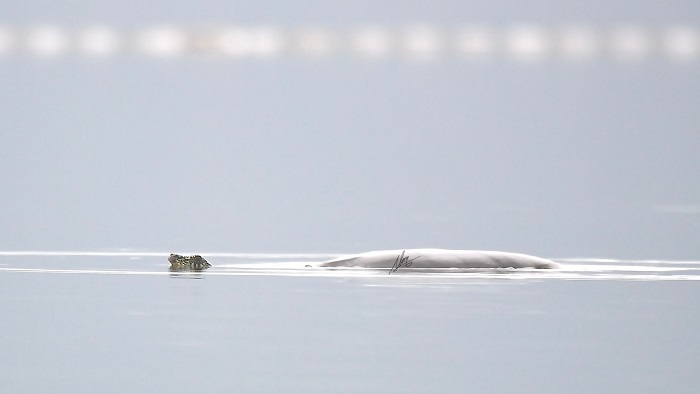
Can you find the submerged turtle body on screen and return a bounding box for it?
[168,254,211,271]
[320,249,560,270]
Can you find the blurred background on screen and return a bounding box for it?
[1,0,699,259]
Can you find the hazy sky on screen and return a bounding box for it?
[1,1,699,258]
[2,0,700,25]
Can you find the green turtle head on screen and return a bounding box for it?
[168,253,210,271]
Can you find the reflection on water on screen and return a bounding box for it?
[1,251,698,282]
[168,270,205,279]
[1,251,699,393]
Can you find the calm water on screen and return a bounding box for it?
[1,252,699,393]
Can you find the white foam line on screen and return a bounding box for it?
[219,262,700,272]
[0,267,294,277]
[556,258,700,265]
[211,263,700,281]
[558,264,700,272]
[2,266,700,281]
[0,267,170,275]
[0,251,344,259]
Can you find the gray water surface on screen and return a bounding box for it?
[1,253,699,393]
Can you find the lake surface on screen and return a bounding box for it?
[1,252,699,393]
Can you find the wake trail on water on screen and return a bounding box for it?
[0,251,699,281]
